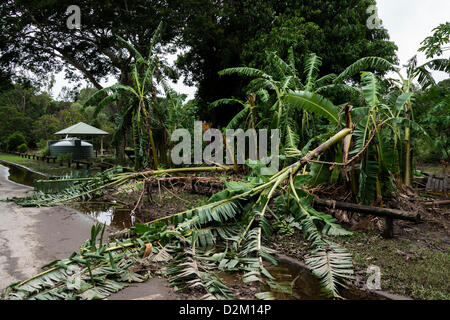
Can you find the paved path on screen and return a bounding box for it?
[0,164,98,290]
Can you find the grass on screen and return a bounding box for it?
[0,152,78,176]
[336,232,450,300]
[416,163,445,175]
[0,153,29,163]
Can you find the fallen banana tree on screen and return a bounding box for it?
[3,129,356,300]
[7,165,233,207]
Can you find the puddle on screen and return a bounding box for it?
[69,201,134,230]
[0,161,46,187]
[0,161,133,229]
[218,261,382,300]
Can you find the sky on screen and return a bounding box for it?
[51,0,450,100]
[376,0,450,82]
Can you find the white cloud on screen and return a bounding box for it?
[376,0,450,82]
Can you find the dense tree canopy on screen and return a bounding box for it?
[0,0,179,90]
[174,0,398,124]
[415,79,450,161]
[0,0,398,126]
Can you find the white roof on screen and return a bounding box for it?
[54,122,109,136]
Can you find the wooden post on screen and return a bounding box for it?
[100,136,104,157]
[383,217,394,239]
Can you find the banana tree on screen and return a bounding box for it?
[218,48,304,150]
[335,55,449,186]
[218,50,372,151]
[84,22,170,170]
[389,55,449,186]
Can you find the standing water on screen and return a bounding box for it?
[0,161,45,187]
[0,161,133,229]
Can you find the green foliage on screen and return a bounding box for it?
[36,139,50,156]
[6,131,26,151]
[9,129,355,299]
[0,106,31,148]
[11,166,127,206]
[1,223,147,300]
[56,153,73,162]
[16,143,28,153]
[32,114,62,141]
[306,242,354,298]
[419,22,450,58]
[84,22,182,170]
[414,79,450,161]
[174,0,397,124]
[285,91,340,124]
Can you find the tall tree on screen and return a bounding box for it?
[175,0,398,125]
[0,0,179,90]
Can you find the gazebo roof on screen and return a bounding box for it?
[54,122,109,136]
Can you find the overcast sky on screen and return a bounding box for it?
[51,0,450,100]
[377,0,450,82]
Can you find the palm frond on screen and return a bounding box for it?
[305,242,354,298]
[335,56,394,83]
[285,91,340,124]
[219,67,271,80]
[304,53,322,91]
[395,92,414,114]
[361,72,379,107]
[167,248,235,300]
[285,124,300,149]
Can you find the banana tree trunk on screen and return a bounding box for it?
[405,124,412,187]
[148,127,159,169]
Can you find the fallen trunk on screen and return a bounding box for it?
[313,197,421,238]
[422,200,450,207]
[313,198,421,222]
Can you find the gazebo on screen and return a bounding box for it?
[54,122,109,156]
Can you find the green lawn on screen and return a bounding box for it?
[336,232,450,300]
[0,153,29,163]
[0,153,77,176]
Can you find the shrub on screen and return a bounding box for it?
[17,143,28,153]
[37,139,50,156]
[38,145,50,156]
[36,139,48,150]
[57,153,73,161]
[6,132,26,151]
